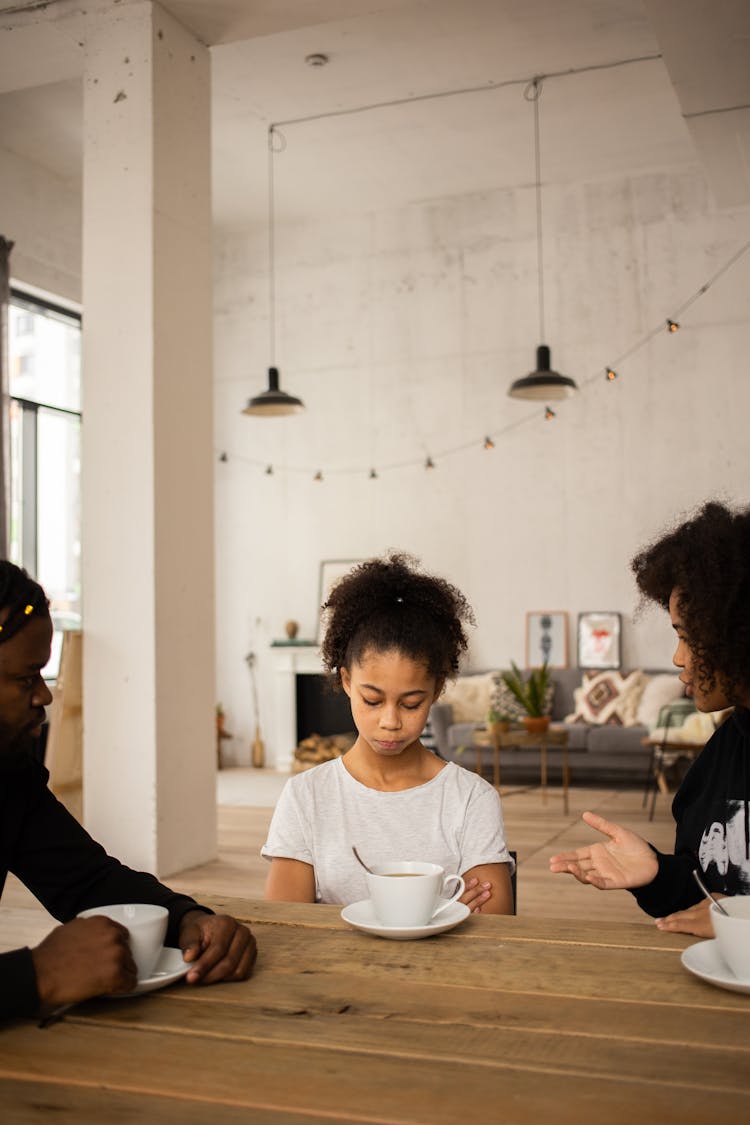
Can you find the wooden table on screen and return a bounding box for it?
[2,898,747,1123]
[474,725,570,812]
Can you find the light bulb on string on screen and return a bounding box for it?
[483,436,495,450]
[605,367,617,382]
[369,468,378,479]
[667,319,680,333]
[219,452,228,462]
[544,406,556,420]
[425,456,435,470]
[265,464,274,475]
[313,470,323,481]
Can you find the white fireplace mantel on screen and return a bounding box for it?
[271,644,323,772]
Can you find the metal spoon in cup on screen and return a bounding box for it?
[352,846,374,874]
[692,867,729,915]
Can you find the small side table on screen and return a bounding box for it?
[473,725,570,814]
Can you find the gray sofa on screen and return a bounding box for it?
[429,667,678,787]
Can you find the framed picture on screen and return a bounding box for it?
[577,612,622,670]
[525,612,568,669]
[316,559,363,644]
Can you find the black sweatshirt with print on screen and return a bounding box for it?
[633,706,750,917]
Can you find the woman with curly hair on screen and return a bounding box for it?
[262,553,515,913]
[550,500,750,937]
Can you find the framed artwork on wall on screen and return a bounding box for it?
[525,612,569,669]
[577,612,622,670]
[316,559,363,644]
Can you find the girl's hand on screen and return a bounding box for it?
[460,877,492,913]
[655,896,725,938]
[548,811,659,890]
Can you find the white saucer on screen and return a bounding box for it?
[681,939,750,995]
[341,898,470,941]
[107,946,190,998]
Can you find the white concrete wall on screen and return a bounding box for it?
[0,144,81,302]
[214,164,750,765]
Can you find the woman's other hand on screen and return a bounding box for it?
[655,896,725,938]
[548,811,659,890]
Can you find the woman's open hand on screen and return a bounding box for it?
[548,811,659,890]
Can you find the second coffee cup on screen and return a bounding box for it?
[366,861,465,927]
[77,902,169,980]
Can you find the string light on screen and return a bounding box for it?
[265,464,274,475]
[314,470,323,481]
[544,406,556,420]
[667,319,680,332]
[483,436,495,449]
[425,456,435,470]
[219,451,228,462]
[369,468,378,479]
[605,367,617,381]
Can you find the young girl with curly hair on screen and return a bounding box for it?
[262,553,515,913]
[550,500,750,937]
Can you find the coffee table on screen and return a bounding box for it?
[473,725,570,813]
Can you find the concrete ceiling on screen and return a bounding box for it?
[0,0,748,230]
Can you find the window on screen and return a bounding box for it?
[8,290,82,675]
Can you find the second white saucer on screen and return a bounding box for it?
[681,938,750,995]
[341,898,470,941]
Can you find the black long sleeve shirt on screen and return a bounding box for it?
[633,706,750,917]
[1,750,209,1020]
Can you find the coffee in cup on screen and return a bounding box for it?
[77,903,169,980]
[711,896,750,979]
[366,861,465,927]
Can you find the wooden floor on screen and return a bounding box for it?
[0,777,679,953]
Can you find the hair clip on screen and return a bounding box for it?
[24,605,34,615]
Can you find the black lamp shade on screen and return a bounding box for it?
[508,345,578,400]
[242,366,304,416]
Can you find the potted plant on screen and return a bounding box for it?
[501,661,551,734]
[487,707,512,735]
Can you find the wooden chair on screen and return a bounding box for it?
[45,630,83,795]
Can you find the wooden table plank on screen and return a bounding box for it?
[1,1022,748,1125]
[0,1077,335,1125]
[56,993,750,1094]
[75,969,750,1048]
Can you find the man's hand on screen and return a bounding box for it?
[178,911,257,985]
[549,811,659,890]
[32,916,138,1008]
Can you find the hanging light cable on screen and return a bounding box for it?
[243,126,305,417]
[509,79,577,401]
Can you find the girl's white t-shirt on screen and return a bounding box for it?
[261,757,514,905]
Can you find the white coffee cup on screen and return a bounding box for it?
[366,861,465,928]
[77,903,169,980]
[711,896,750,979]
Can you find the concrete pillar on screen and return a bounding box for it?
[81,1,215,876]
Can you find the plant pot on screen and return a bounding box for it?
[489,720,511,736]
[522,715,550,735]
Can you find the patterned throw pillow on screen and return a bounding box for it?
[491,672,555,720]
[568,670,645,727]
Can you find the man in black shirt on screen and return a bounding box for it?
[0,562,256,1020]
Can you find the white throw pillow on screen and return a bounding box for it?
[440,672,497,723]
[636,673,684,728]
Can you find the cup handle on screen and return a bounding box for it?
[431,874,465,918]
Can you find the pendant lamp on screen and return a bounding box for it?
[509,79,577,401]
[243,126,305,417]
